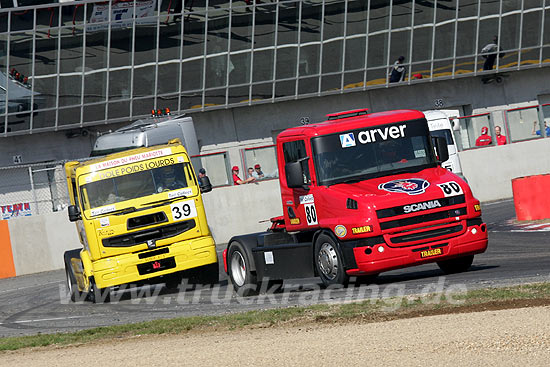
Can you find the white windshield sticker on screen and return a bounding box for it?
[168,188,193,199]
[91,205,116,216]
[89,148,172,171]
[414,149,426,158]
[299,194,314,204]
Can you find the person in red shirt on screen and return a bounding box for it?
[495,125,507,145]
[475,126,492,146]
[232,166,255,185]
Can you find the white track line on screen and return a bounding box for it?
[0,315,101,325]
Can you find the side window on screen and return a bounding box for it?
[282,140,311,184]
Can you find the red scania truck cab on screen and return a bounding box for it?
[224,109,488,296]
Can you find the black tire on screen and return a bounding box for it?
[63,249,84,303]
[227,242,259,297]
[89,277,111,304]
[437,255,474,274]
[165,272,183,290]
[314,233,349,288]
[261,279,284,293]
[189,262,219,286]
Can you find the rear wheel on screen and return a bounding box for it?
[437,255,474,274]
[314,234,349,288]
[228,242,259,297]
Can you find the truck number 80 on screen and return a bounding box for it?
[304,203,318,225]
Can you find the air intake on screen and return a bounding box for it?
[347,198,358,210]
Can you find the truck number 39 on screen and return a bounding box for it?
[170,200,197,221]
[304,203,318,225]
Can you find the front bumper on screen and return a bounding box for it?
[345,220,488,276]
[91,235,217,289]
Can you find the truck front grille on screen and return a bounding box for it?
[379,207,467,230]
[389,224,464,244]
[102,219,196,248]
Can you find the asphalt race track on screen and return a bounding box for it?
[1,199,548,338]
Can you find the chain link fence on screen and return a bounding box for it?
[0,162,70,220]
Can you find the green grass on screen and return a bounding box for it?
[1,282,549,352]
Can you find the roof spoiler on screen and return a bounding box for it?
[326,108,369,121]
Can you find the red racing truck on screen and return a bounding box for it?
[224,109,488,296]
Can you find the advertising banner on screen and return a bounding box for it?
[1,203,32,220]
[87,0,157,32]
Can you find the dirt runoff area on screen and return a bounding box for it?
[2,306,550,366]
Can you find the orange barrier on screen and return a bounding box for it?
[512,174,550,221]
[0,220,16,279]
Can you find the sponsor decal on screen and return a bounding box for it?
[357,125,407,144]
[100,217,110,227]
[90,148,172,171]
[168,188,193,199]
[90,157,177,182]
[290,218,301,225]
[339,125,407,148]
[351,225,372,234]
[379,178,430,195]
[98,228,115,236]
[334,225,347,238]
[420,248,443,258]
[339,133,356,148]
[403,200,442,214]
[299,194,314,204]
[91,205,116,216]
[264,251,274,265]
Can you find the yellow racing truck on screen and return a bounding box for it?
[64,139,217,303]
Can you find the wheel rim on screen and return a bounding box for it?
[66,270,73,295]
[317,242,339,280]
[230,251,247,287]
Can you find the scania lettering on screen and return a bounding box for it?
[223,109,488,296]
[403,200,442,213]
[63,139,217,303]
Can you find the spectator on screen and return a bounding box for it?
[475,126,492,146]
[389,56,406,83]
[495,126,507,145]
[481,36,505,71]
[252,163,265,179]
[532,121,550,137]
[413,73,423,80]
[247,167,254,178]
[232,166,255,185]
[198,167,206,179]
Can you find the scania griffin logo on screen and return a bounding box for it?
[403,200,442,213]
[378,178,430,195]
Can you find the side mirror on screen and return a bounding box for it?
[68,205,81,222]
[433,136,449,163]
[285,161,308,189]
[199,176,212,193]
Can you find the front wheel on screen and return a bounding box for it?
[314,233,349,288]
[228,242,259,297]
[89,278,111,304]
[64,249,84,303]
[437,255,474,274]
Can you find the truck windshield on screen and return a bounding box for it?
[81,162,192,210]
[312,118,437,186]
[430,129,455,145]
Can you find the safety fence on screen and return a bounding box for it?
[0,161,69,219]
